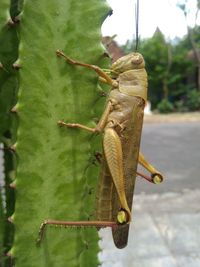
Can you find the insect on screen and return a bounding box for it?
[37,49,163,249]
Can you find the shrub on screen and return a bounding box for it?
[185,89,200,111]
[157,99,174,113]
[174,100,189,112]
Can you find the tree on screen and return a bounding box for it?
[177,0,200,91]
[138,28,172,108]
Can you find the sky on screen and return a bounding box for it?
[101,0,200,44]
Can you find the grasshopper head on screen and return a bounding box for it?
[111,52,145,77]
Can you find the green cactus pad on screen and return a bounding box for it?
[13,1,110,266]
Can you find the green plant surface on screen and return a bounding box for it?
[13,1,110,267]
[0,9,19,144]
[10,0,24,19]
[0,1,9,27]
[0,176,5,265]
[0,2,7,259]
[0,1,20,265]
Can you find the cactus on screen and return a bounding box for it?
[0,1,19,143]
[9,0,110,266]
[0,178,5,265]
[0,1,20,266]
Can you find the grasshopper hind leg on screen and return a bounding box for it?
[37,219,118,245]
[103,127,131,222]
[103,127,132,248]
[111,188,130,249]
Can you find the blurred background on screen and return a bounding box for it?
[99,0,200,266]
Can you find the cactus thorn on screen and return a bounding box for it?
[10,144,17,152]
[8,216,14,224]
[7,18,15,26]
[7,17,20,26]
[9,182,16,189]
[13,63,21,70]
[0,62,3,69]
[13,16,20,23]
[11,105,18,113]
[102,51,110,58]
[5,251,13,258]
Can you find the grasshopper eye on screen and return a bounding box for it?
[131,56,142,65]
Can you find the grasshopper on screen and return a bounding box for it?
[37,50,163,249]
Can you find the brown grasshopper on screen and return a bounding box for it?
[37,50,163,249]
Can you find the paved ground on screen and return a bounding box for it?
[99,114,200,267]
[137,120,200,194]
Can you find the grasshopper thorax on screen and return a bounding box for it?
[111,52,145,78]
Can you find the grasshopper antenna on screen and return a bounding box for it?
[135,0,140,51]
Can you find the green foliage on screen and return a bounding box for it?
[139,28,171,108]
[157,99,174,113]
[11,1,109,267]
[122,24,200,112]
[174,100,189,112]
[167,43,192,100]
[185,89,200,111]
[174,89,200,112]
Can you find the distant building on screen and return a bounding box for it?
[102,36,125,63]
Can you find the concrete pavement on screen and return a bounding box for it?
[99,189,200,267]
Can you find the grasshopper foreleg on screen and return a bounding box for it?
[57,121,97,133]
[56,50,117,87]
[58,100,113,133]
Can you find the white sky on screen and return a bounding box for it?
[101,0,200,44]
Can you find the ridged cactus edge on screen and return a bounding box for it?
[0,0,20,265]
